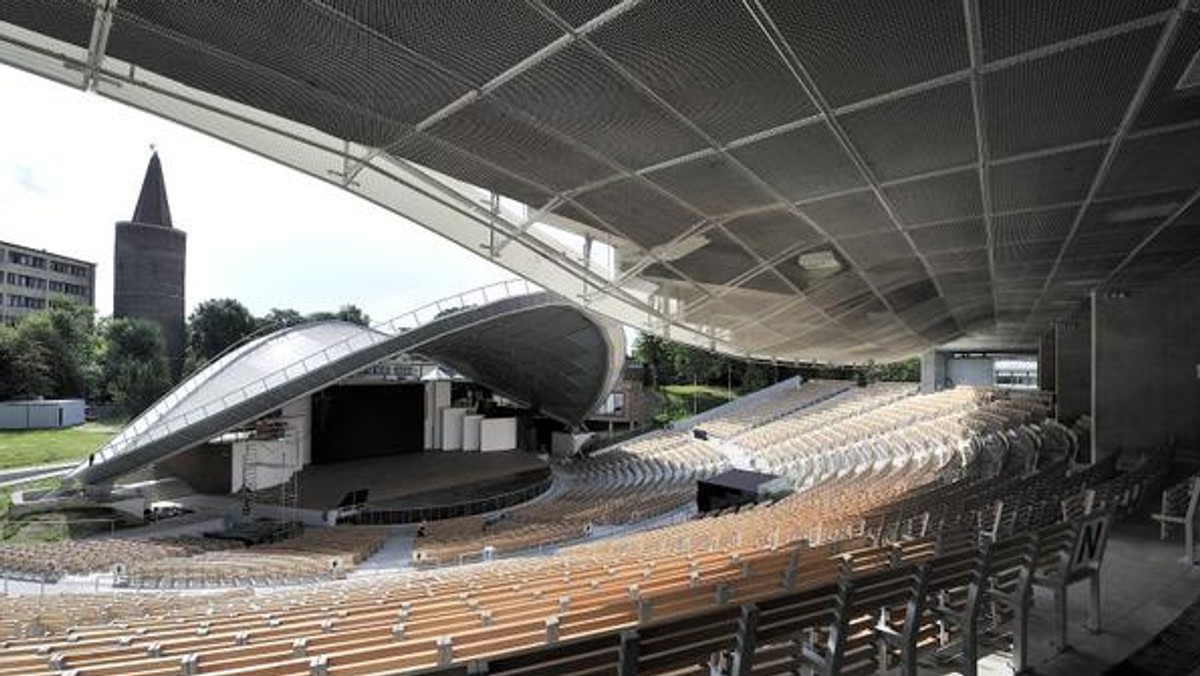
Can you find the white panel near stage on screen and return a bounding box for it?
[441,407,470,450]
[462,414,484,451]
[480,418,518,452]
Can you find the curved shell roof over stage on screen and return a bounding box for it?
[4,2,1200,361]
[69,285,624,485]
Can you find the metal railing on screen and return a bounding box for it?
[351,474,554,526]
[89,279,539,467]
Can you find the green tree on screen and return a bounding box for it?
[305,311,337,323]
[101,317,171,415]
[334,304,371,326]
[740,361,773,393]
[632,333,668,387]
[187,298,258,364]
[259,308,306,330]
[861,357,920,383]
[11,301,95,399]
[0,324,52,400]
[671,345,724,385]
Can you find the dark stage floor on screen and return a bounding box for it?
[293,451,549,510]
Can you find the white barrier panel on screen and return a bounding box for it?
[0,400,85,429]
[480,418,517,452]
[425,381,451,449]
[441,408,470,451]
[463,415,484,452]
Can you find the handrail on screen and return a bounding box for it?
[89,279,539,467]
[108,319,305,456]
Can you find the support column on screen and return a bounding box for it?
[1038,329,1057,393]
[1092,268,1200,460]
[1053,303,1091,425]
[919,350,947,394]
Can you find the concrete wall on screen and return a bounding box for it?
[919,350,948,393]
[947,358,994,387]
[1094,269,1200,458]
[1054,304,1092,424]
[0,400,85,429]
[159,443,232,494]
[1038,330,1057,392]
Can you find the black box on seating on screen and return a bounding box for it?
[696,469,790,513]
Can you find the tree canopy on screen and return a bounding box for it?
[0,296,376,415]
[259,308,306,330]
[100,317,171,415]
[631,332,920,392]
[186,298,259,364]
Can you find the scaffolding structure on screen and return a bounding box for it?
[238,415,302,536]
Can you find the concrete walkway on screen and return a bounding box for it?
[929,520,1200,676]
[0,462,75,488]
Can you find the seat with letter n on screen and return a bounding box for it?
[1031,513,1114,655]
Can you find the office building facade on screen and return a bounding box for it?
[0,240,96,325]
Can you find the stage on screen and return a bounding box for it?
[293,451,551,511]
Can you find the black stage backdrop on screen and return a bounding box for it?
[311,384,424,463]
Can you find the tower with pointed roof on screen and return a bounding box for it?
[114,152,187,379]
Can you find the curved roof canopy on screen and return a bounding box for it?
[3,2,1200,360]
[71,287,623,485]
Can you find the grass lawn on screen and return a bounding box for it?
[656,384,737,423]
[0,422,123,471]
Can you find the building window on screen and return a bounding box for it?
[8,251,46,269]
[5,272,46,290]
[50,261,89,277]
[47,280,87,297]
[7,294,46,310]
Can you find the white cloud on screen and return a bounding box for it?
[0,64,511,321]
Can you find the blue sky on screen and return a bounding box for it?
[0,64,513,322]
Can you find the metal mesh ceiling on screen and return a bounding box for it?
[4,0,1199,359]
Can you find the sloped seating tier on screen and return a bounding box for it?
[696,380,856,440]
[410,439,727,564]
[3,385,1136,676]
[733,383,919,452]
[0,511,1115,676]
[0,529,390,589]
[752,388,1043,482]
[0,537,245,582]
[123,528,392,588]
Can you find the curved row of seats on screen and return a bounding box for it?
[697,379,853,439]
[409,440,728,565]
[0,384,1140,676]
[733,383,918,451]
[122,528,391,589]
[0,419,1142,676]
[0,537,242,582]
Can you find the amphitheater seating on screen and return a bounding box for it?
[0,529,389,588]
[1,385,1156,676]
[123,527,391,588]
[1151,471,1200,566]
[409,439,726,565]
[0,537,243,582]
[696,379,854,439]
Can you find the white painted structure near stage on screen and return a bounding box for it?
[229,397,311,492]
[463,415,484,451]
[440,407,470,450]
[480,418,518,452]
[423,374,452,450]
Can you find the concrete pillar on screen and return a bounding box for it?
[1092,268,1200,459]
[919,350,948,393]
[1038,330,1057,392]
[1053,303,1091,424]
